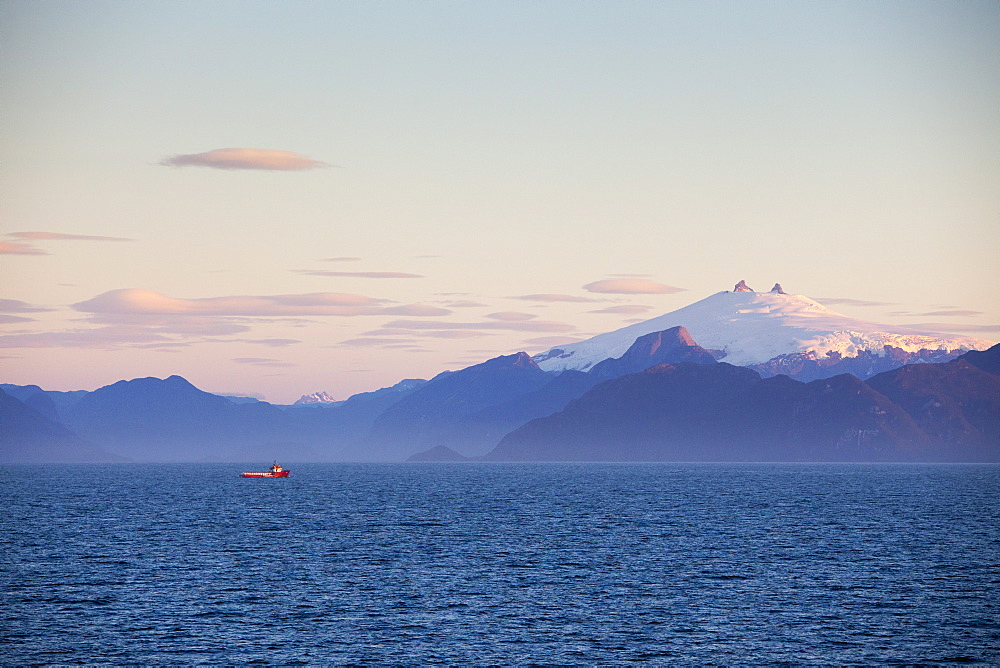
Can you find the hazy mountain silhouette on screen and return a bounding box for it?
[866,358,1000,461]
[64,375,310,462]
[1,389,125,463]
[367,352,552,460]
[485,355,998,462]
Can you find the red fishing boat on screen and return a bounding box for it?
[241,461,290,478]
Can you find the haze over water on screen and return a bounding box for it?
[3,462,998,664]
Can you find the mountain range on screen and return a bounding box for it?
[2,282,996,463]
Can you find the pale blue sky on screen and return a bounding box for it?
[2,0,998,402]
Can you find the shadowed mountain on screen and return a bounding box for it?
[959,343,1000,376]
[485,362,941,462]
[865,358,1000,461]
[588,326,717,379]
[431,369,604,457]
[1,389,125,463]
[392,329,719,459]
[367,352,552,460]
[407,445,470,462]
[1,384,89,423]
[64,375,312,462]
[282,378,426,461]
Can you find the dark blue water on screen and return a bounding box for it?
[2,463,998,664]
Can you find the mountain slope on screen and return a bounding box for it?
[485,362,955,462]
[588,326,717,379]
[1,389,125,463]
[65,375,310,462]
[534,282,992,373]
[367,352,551,459]
[866,359,1000,461]
[960,343,1000,376]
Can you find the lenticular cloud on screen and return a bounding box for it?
[583,279,685,295]
[73,289,388,317]
[160,148,327,171]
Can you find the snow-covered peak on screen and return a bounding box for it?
[534,286,994,372]
[294,391,338,405]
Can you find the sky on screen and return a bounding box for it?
[1,0,998,404]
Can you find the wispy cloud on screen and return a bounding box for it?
[381,304,452,316]
[0,315,35,324]
[916,310,984,317]
[901,322,1000,335]
[815,297,898,307]
[512,293,601,303]
[0,328,174,350]
[295,270,424,279]
[589,304,653,314]
[339,337,416,348]
[231,357,296,368]
[85,313,252,336]
[379,319,575,333]
[0,299,54,313]
[583,279,685,295]
[73,289,394,317]
[2,231,136,255]
[486,312,537,321]
[161,148,328,171]
[399,330,494,339]
[9,231,136,242]
[0,241,47,255]
[242,338,301,347]
[0,299,54,323]
[437,299,489,308]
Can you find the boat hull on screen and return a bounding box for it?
[240,470,290,478]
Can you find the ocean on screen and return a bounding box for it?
[2,462,998,664]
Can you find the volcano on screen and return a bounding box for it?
[534,281,993,373]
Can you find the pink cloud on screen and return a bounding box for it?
[296,270,424,279]
[339,337,414,348]
[81,313,252,336]
[589,305,654,314]
[917,310,984,317]
[231,357,296,368]
[241,338,301,347]
[512,294,601,303]
[381,304,453,316]
[161,148,328,171]
[0,241,47,255]
[438,299,489,308]
[0,315,34,324]
[583,280,685,295]
[0,299,53,313]
[815,297,897,307]
[486,311,537,321]
[381,319,574,333]
[409,330,495,339]
[73,289,391,317]
[9,231,135,242]
[0,328,174,349]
